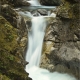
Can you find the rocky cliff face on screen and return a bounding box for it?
[0,1,31,80]
[41,0,80,79]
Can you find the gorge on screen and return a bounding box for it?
[0,0,80,80]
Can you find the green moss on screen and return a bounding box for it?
[58,0,80,31]
[0,73,10,80]
[7,55,14,61]
[69,3,80,30]
[68,0,79,19]
[58,0,79,19]
[0,16,17,52]
[0,16,29,80]
[0,50,28,79]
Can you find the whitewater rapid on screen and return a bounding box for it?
[27,66,76,80]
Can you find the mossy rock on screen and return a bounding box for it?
[57,0,80,19]
[0,0,8,4]
[0,16,31,80]
[57,0,80,34]
[0,16,17,52]
[0,73,10,80]
[0,48,29,80]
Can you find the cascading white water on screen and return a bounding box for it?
[21,0,77,80]
[27,66,77,80]
[25,16,77,80]
[27,0,41,6]
[25,17,46,69]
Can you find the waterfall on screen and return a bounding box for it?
[25,17,46,69]
[17,0,77,80]
[25,16,77,80]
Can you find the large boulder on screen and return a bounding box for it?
[47,42,80,79]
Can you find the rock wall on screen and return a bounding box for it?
[0,0,30,6]
[39,0,61,6]
[41,0,80,79]
[0,1,31,80]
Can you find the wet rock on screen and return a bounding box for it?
[8,0,30,7]
[1,4,18,28]
[37,9,48,15]
[41,0,80,79]
[26,20,32,31]
[30,9,51,16]
[31,10,40,16]
[40,53,54,71]
[33,12,40,16]
[47,42,80,79]
[40,18,56,70]
[16,15,28,61]
[74,29,80,40]
[39,0,61,6]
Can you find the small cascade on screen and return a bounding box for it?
[25,17,46,69]
[27,0,41,6]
